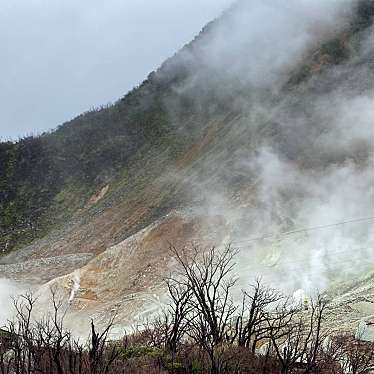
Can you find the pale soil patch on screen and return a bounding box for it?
[86,185,110,207]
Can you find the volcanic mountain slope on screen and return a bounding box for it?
[2,0,374,331]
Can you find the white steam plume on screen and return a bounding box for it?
[162,0,374,295]
[68,270,81,303]
[0,279,23,325]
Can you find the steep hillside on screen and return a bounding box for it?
[0,0,368,253]
[2,0,374,332]
[0,73,179,251]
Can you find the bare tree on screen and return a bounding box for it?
[170,245,238,374]
[25,288,71,374]
[0,289,120,374]
[267,294,330,374]
[162,278,193,354]
[8,292,37,374]
[338,335,374,374]
[233,279,283,352]
[302,295,330,374]
[89,318,119,374]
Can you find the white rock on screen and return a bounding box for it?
[356,317,374,342]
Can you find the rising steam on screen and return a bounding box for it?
[68,270,81,303]
[163,0,374,294]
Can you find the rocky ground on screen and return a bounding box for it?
[1,206,372,338]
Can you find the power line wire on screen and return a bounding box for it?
[217,215,374,246]
[237,243,374,271]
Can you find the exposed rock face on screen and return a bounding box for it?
[86,185,110,207]
[356,317,374,342]
[30,210,229,334]
[0,254,93,284]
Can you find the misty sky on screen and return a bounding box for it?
[0,0,233,140]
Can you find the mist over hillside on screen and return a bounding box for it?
[157,0,374,292]
[1,0,374,333]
